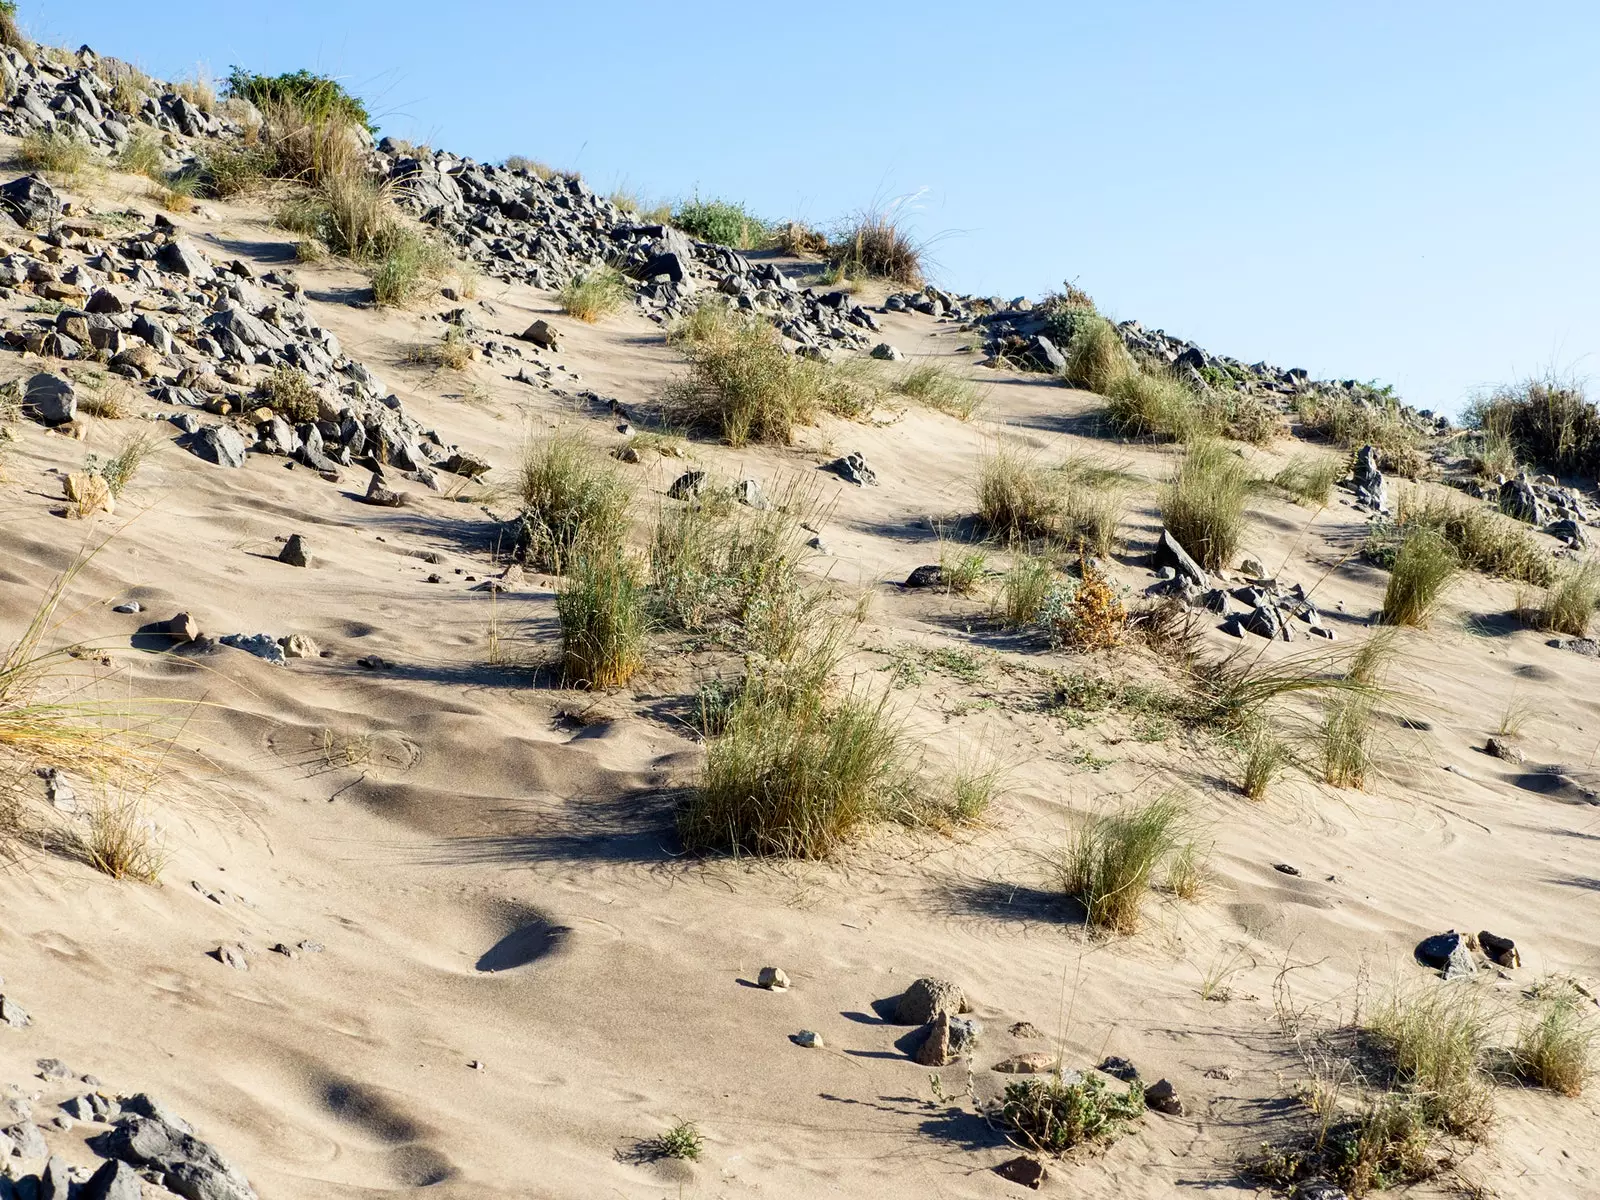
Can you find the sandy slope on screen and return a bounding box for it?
[0,164,1597,1200]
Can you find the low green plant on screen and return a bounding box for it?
[1059,793,1188,933]
[1252,1094,1437,1198]
[975,443,1058,542]
[83,796,167,883]
[673,196,768,249]
[995,1072,1144,1154]
[1464,374,1600,479]
[1367,985,1493,1136]
[1104,366,1201,440]
[558,264,631,322]
[1239,721,1289,801]
[91,430,160,497]
[1368,490,1554,587]
[199,143,280,198]
[938,539,988,595]
[644,1118,704,1161]
[115,132,167,180]
[1379,527,1456,627]
[225,67,375,133]
[557,547,647,689]
[1298,388,1425,478]
[1161,437,1249,572]
[997,556,1053,627]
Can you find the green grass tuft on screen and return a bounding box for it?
[1059,793,1189,934]
[1161,437,1249,572]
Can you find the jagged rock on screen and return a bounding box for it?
[365,473,404,507]
[518,319,559,349]
[22,372,76,424]
[1098,1055,1139,1082]
[164,612,199,644]
[189,426,249,469]
[219,634,286,665]
[86,287,130,314]
[1032,334,1066,373]
[994,1157,1047,1189]
[904,564,944,589]
[0,995,30,1027]
[1145,1078,1184,1115]
[156,237,215,281]
[733,478,765,508]
[1153,528,1207,586]
[1499,477,1545,524]
[280,634,319,659]
[667,470,706,500]
[1486,737,1524,764]
[278,535,309,567]
[103,1111,258,1200]
[5,1119,47,1158]
[1244,604,1291,641]
[756,966,790,991]
[1350,445,1387,513]
[1478,931,1520,968]
[40,1155,72,1200]
[1415,931,1477,979]
[0,174,62,228]
[993,1052,1057,1074]
[81,1160,143,1200]
[441,451,490,478]
[895,976,967,1025]
[822,451,877,487]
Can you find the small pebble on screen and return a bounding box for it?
[757,966,789,991]
[794,1030,823,1049]
[112,601,142,614]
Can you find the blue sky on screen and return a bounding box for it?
[27,1,1600,416]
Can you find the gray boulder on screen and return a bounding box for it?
[22,372,75,424]
[190,426,249,469]
[1350,445,1387,513]
[1153,528,1206,586]
[1415,931,1477,980]
[0,174,62,228]
[895,976,967,1025]
[157,238,216,282]
[103,1113,258,1200]
[822,451,877,487]
[81,1160,144,1200]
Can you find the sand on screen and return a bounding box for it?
[0,160,1596,1199]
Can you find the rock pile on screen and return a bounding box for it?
[379,144,878,355]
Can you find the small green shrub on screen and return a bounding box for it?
[975,443,1057,541]
[1239,721,1289,801]
[1379,527,1456,627]
[200,144,279,198]
[673,196,767,249]
[1367,985,1493,1136]
[1059,793,1188,933]
[1104,366,1201,440]
[0,0,34,62]
[115,132,167,180]
[225,67,374,133]
[644,1118,705,1161]
[996,1072,1144,1154]
[1369,491,1553,587]
[1252,1094,1436,1198]
[1161,437,1249,572]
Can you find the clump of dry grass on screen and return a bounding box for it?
[0,2,35,62]
[18,129,94,177]
[1368,490,1554,587]
[92,430,161,497]
[558,265,631,322]
[1058,793,1189,934]
[257,364,322,423]
[1239,720,1290,801]
[407,323,476,371]
[1532,561,1600,638]
[515,432,633,573]
[83,795,167,883]
[1104,366,1201,439]
[171,75,216,115]
[772,220,828,256]
[1367,985,1494,1136]
[1273,453,1345,506]
[1465,374,1600,479]
[1513,979,1596,1097]
[827,204,924,286]
[997,555,1054,627]
[557,546,647,689]
[893,361,987,421]
[115,132,167,181]
[1161,437,1249,572]
[1298,390,1426,478]
[976,443,1058,541]
[1379,527,1456,628]
[1063,312,1131,393]
[666,301,874,445]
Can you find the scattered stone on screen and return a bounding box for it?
[0,995,30,1028]
[40,768,76,814]
[903,564,944,589]
[277,534,309,567]
[22,372,76,425]
[211,944,248,971]
[1478,930,1520,968]
[822,451,877,487]
[4,1119,47,1159]
[0,174,62,228]
[59,1096,96,1122]
[992,1052,1056,1074]
[1097,1055,1139,1082]
[733,478,765,508]
[270,943,297,959]
[1274,863,1301,877]
[993,1156,1046,1189]
[1485,737,1525,764]
[102,1108,258,1200]
[189,425,249,469]
[667,470,706,500]
[1008,1021,1043,1039]
[163,612,200,644]
[364,472,404,507]
[869,342,903,361]
[793,1030,823,1049]
[468,1060,485,1071]
[895,976,967,1025]
[1145,1078,1184,1115]
[757,967,789,991]
[280,634,319,659]
[297,940,324,953]
[1415,931,1477,979]
[81,1159,143,1200]
[518,319,560,349]
[1203,1066,1234,1080]
[219,634,287,665]
[36,1058,73,1082]
[913,1011,953,1066]
[112,601,142,614]
[1350,445,1388,513]
[1153,528,1206,586]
